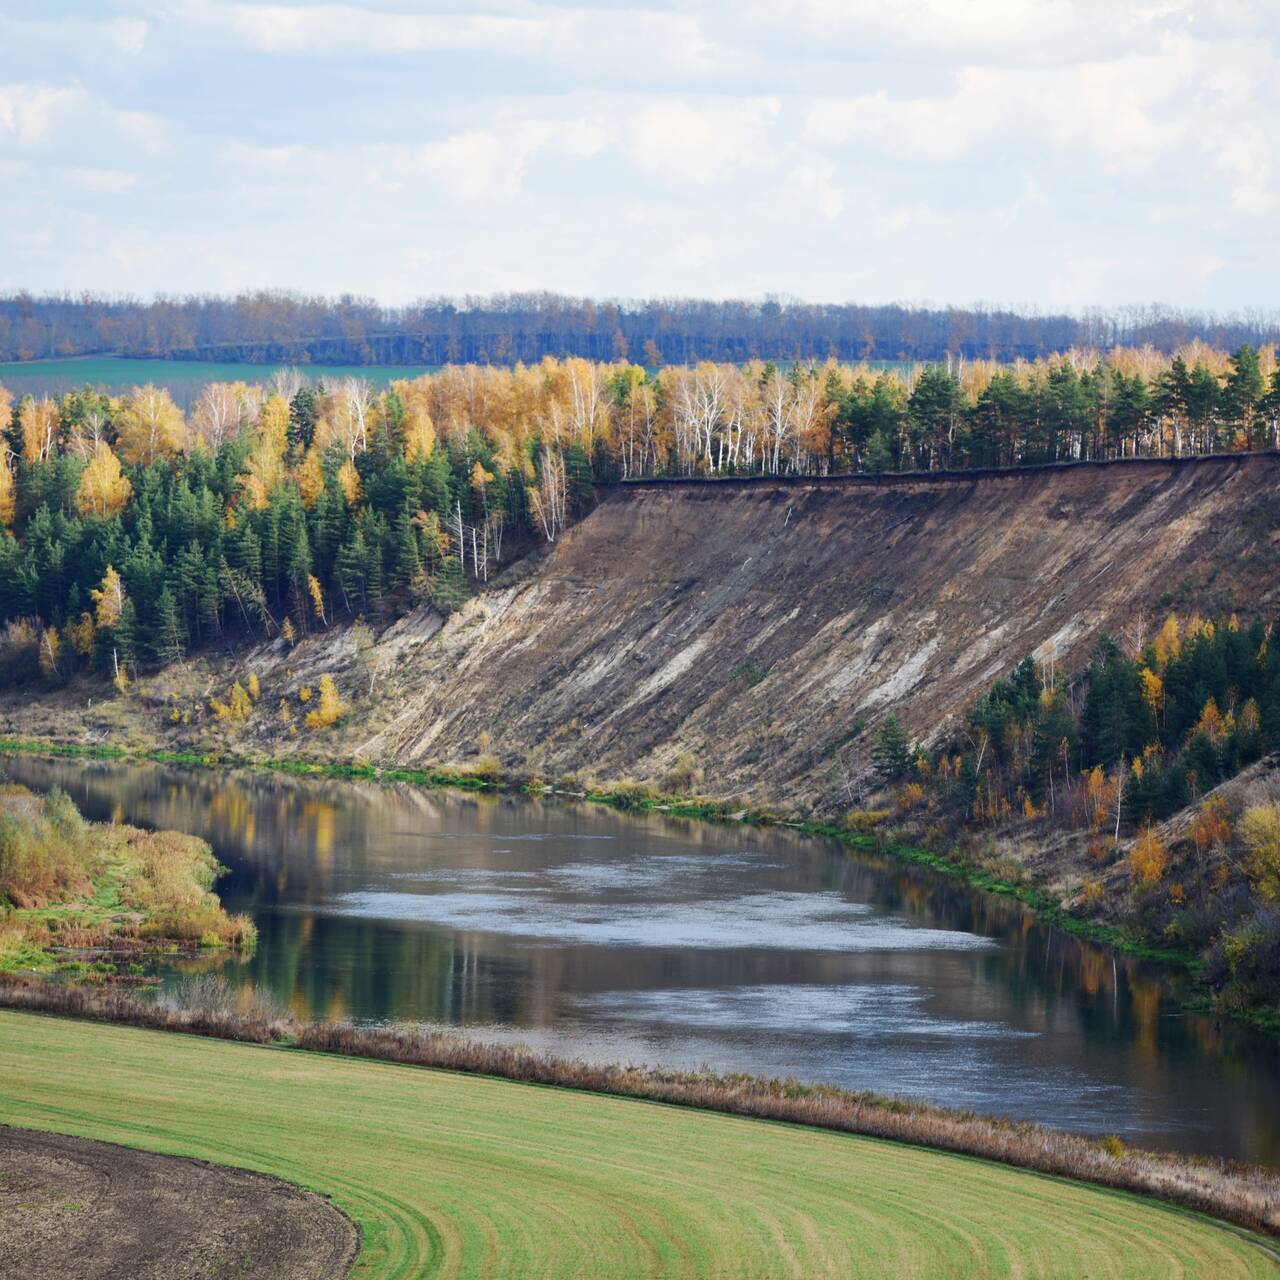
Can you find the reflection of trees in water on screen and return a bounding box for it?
[7,752,1280,1162]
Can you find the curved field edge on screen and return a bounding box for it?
[0,1125,361,1280]
[0,1008,1274,1280]
[0,1012,1275,1280]
[7,982,1280,1239]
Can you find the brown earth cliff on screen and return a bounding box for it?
[362,454,1280,809]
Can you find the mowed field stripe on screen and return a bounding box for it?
[0,1011,1274,1280]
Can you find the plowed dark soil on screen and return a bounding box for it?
[0,1126,357,1280]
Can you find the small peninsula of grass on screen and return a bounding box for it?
[0,783,254,974]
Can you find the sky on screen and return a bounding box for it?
[0,0,1277,310]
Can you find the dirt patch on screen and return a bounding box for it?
[0,1126,358,1280]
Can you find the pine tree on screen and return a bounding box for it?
[872,716,913,782]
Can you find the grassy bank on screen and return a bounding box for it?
[1,1005,1276,1278]
[0,780,254,973]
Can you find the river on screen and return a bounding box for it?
[4,753,1277,1163]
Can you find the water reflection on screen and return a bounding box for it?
[4,753,1278,1163]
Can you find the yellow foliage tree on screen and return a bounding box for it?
[236,434,284,510]
[0,455,14,528]
[307,574,327,626]
[403,403,435,462]
[337,459,362,505]
[259,395,291,454]
[304,674,345,729]
[66,612,96,658]
[1240,803,1280,901]
[90,565,127,630]
[1189,796,1232,856]
[296,445,325,508]
[247,672,261,702]
[211,681,253,725]
[1191,697,1232,745]
[19,397,58,463]
[1130,826,1168,886]
[1139,668,1163,716]
[75,441,133,518]
[1152,615,1180,668]
[116,385,187,465]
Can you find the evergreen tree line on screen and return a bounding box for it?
[0,379,597,682]
[906,615,1280,830]
[5,290,1280,366]
[1,343,1278,682]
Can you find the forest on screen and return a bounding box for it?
[0,342,1278,684]
[4,291,1280,366]
[874,615,1280,1018]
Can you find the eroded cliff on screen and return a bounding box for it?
[355,455,1280,809]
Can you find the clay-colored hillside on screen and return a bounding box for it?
[357,454,1280,810]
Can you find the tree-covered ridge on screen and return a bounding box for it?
[956,615,1279,828]
[0,344,1278,681]
[5,292,1280,366]
[875,614,1280,1019]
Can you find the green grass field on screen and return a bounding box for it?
[0,1012,1274,1279]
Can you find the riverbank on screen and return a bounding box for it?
[1,982,1278,1257]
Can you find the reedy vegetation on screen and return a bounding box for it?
[0,785,254,971]
[0,343,1278,683]
[1,975,1277,1239]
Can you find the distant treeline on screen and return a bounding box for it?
[4,291,1280,367]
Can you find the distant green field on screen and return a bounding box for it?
[0,356,439,404]
[0,1013,1273,1279]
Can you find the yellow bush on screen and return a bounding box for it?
[1189,797,1232,857]
[211,681,253,725]
[895,782,925,813]
[1130,826,1167,886]
[1240,803,1280,901]
[304,674,345,730]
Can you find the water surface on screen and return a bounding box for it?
[4,754,1277,1163]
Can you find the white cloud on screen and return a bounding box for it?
[0,0,1277,307]
[65,168,139,195]
[805,42,1197,164]
[108,18,150,57]
[414,116,609,203]
[739,0,1198,66]
[0,85,87,149]
[211,3,539,55]
[628,97,780,187]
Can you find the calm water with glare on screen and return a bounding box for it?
[5,754,1278,1163]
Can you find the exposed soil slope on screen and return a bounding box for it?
[360,455,1280,809]
[0,1124,357,1280]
